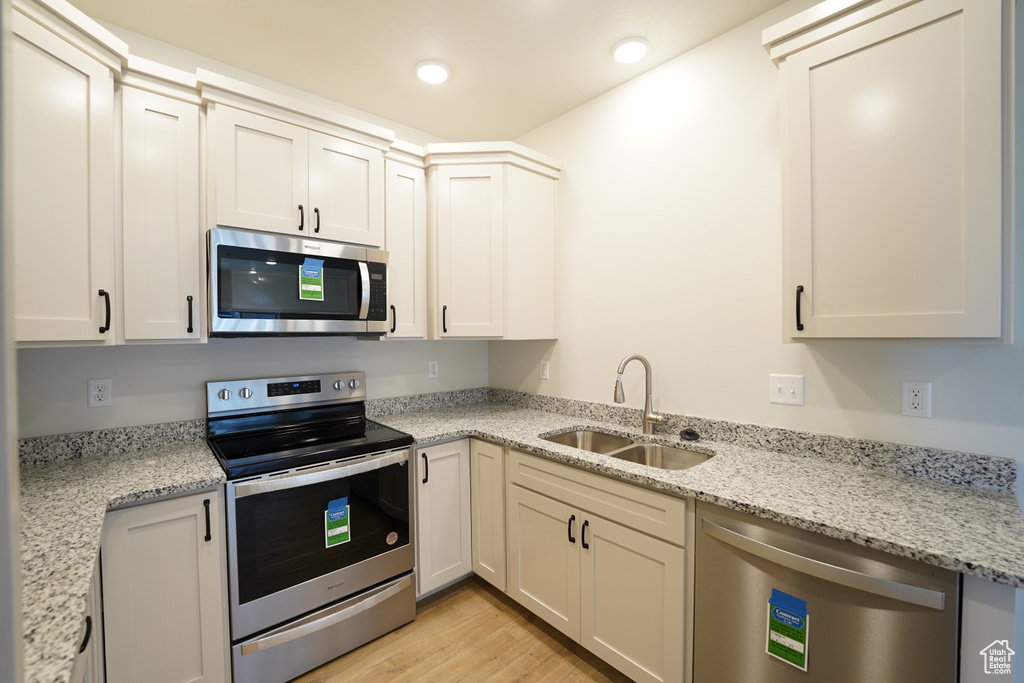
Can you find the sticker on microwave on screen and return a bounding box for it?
[300,258,325,301]
[325,497,350,547]
[766,589,808,671]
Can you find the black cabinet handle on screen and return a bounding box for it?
[795,285,805,331]
[203,498,212,542]
[442,305,448,334]
[314,207,321,233]
[186,295,194,334]
[421,453,429,484]
[390,304,397,334]
[98,290,111,334]
[581,520,590,549]
[79,615,92,654]
[298,204,304,231]
[567,514,576,543]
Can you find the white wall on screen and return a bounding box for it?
[17,339,487,437]
[500,0,1024,468]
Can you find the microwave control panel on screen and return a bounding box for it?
[368,262,387,321]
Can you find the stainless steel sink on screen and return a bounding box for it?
[606,443,713,471]
[541,429,634,454]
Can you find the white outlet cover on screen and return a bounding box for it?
[88,378,113,408]
[902,381,932,417]
[428,361,439,378]
[539,360,550,380]
[769,374,804,406]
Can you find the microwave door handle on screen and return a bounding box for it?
[233,449,409,497]
[358,262,370,319]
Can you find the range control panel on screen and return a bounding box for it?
[206,372,366,417]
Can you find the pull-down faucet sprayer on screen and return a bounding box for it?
[614,354,667,435]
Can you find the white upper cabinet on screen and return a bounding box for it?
[10,4,124,344]
[121,61,203,342]
[385,145,428,338]
[202,71,391,247]
[425,143,560,340]
[765,0,1006,339]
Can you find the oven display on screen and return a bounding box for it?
[268,380,321,397]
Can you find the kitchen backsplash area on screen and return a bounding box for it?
[19,387,1015,495]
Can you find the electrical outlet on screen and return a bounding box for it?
[539,360,550,380]
[428,361,439,378]
[902,381,931,417]
[769,374,804,406]
[88,379,113,408]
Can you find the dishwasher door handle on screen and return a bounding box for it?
[701,518,946,610]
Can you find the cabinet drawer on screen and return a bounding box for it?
[508,450,686,546]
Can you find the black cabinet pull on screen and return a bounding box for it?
[314,207,321,233]
[567,514,576,543]
[581,520,590,549]
[390,304,397,334]
[442,305,448,334]
[98,290,111,334]
[298,204,304,231]
[421,453,429,484]
[795,285,805,331]
[79,615,92,654]
[186,295,194,334]
[203,498,212,542]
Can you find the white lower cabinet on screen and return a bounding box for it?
[101,490,229,683]
[470,439,506,591]
[506,450,686,683]
[415,439,472,596]
[69,555,104,683]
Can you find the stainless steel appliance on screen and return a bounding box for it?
[693,502,960,682]
[206,372,415,683]
[208,227,389,337]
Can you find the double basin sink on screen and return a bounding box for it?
[541,429,712,471]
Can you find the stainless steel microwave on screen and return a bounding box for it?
[208,227,388,336]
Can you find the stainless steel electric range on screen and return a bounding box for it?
[206,371,415,683]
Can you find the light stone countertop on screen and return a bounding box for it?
[19,400,1024,683]
[19,440,225,683]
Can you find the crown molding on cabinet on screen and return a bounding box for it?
[423,142,562,179]
[13,0,128,73]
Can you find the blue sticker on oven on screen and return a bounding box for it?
[325,497,350,547]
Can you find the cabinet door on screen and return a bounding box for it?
[506,484,581,641]
[102,491,228,683]
[435,164,504,337]
[122,87,202,341]
[11,13,116,343]
[385,159,427,338]
[308,131,384,246]
[69,554,104,683]
[782,0,1003,338]
[580,517,684,683]
[416,440,472,596]
[212,105,308,235]
[470,439,505,591]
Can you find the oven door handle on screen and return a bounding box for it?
[239,574,413,655]
[233,449,409,498]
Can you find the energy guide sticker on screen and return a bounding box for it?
[766,589,808,671]
[299,258,325,301]
[325,497,350,547]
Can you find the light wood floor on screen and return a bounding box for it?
[291,577,632,682]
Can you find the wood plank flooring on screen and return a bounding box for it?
[291,577,632,682]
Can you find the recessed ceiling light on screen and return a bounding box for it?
[416,60,450,84]
[613,37,649,64]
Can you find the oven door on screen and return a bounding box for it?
[226,447,413,639]
[209,227,388,336]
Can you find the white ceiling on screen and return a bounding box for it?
[68,0,790,142]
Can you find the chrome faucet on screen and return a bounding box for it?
[614,354,668,435]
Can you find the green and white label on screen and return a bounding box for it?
[767,589,808,671]
[299,258,325,301]
[325,497,350,547]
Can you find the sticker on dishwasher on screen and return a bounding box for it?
[767,589,808,671]
[299,258,325,301]
[325,497,350,547]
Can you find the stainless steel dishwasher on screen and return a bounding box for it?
[693,502,960,682]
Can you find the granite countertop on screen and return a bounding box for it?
[19,440,225,683]
[373,402,1024,588]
